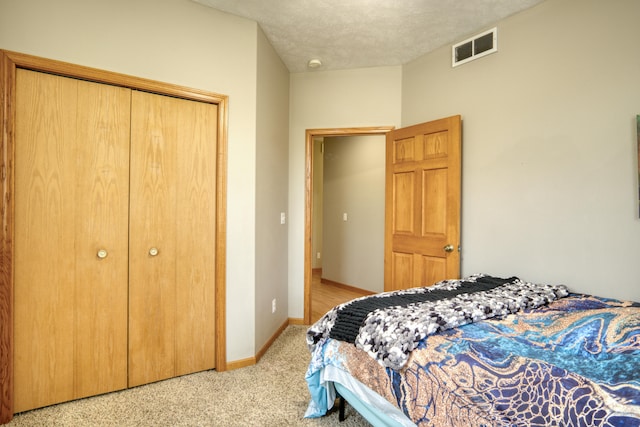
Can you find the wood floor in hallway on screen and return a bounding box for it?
[310,269,372,324]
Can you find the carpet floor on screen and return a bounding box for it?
[7,325,369,427]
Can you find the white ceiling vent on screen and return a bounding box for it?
[452,27,497,67]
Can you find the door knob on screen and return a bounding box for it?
[97,249,108,259]
[149,247,159,257]
[443,244,454,253]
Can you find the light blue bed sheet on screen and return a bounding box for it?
[304,339,415,426]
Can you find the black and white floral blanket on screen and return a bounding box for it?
[306,274,569,371]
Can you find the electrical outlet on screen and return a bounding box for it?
[280,212,286,225]
[272,298,276,314]
[316,252,321,259]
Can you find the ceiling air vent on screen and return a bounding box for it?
[452,27,497,67]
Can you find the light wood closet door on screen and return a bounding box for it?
[14,70,130,412]
[128,91,217,387]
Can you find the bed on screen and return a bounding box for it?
[304,274,640,427]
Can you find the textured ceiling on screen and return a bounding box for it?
[193,0,546,73]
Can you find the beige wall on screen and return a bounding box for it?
[255,27,290,349]
[321,135,385,293]
[312,138,324,270]
[0,0,262,361]
[402,0,640,301]
[288,66,403,319]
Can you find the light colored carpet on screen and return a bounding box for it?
[7,325,369,426]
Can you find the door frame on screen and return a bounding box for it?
[0,50,229,423]
[303,126,394,325]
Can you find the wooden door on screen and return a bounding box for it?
[174,96,217,377]
[384,115,461,292]
[128,91,216,387]
[14,70,130,412]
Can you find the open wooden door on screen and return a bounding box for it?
[384,115,462,292]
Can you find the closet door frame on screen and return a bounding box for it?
[0,49,228,423]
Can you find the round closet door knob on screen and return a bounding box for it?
[149,247,159,257]
[97,249,108,259]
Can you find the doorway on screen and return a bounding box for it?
[303,127,393,324]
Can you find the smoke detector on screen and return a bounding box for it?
[307,58,323,69]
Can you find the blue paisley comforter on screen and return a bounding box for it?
[305,289,640,426]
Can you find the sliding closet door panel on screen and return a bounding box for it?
[129,91,178,387]
[14,70,77,413]
[175,100,217,376]
[14,70,130,412]
[74,80,130,399]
